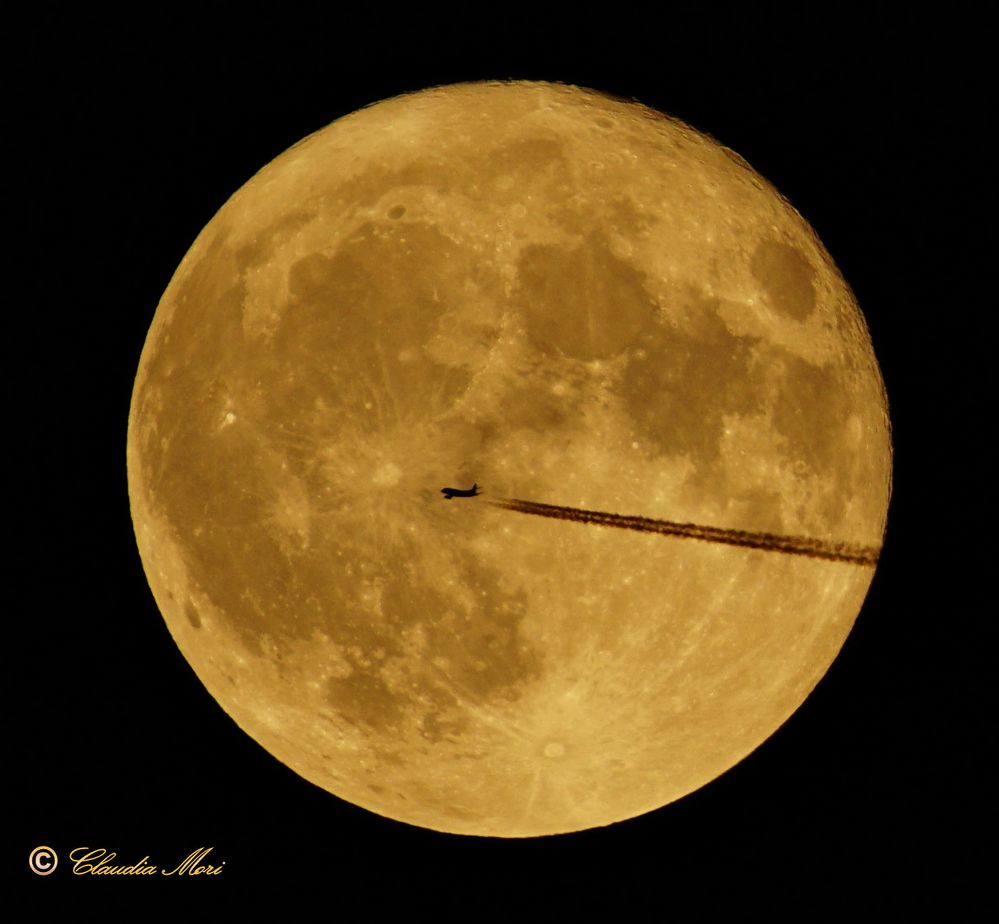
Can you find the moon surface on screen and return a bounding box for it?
[127,81,891,837]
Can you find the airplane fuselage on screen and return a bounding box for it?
[441,483,479,500]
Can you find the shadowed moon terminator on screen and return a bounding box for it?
[490,497,880,566]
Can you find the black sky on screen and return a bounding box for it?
[16,16,987,913]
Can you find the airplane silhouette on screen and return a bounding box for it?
[441,483,480,500]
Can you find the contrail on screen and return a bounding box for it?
[488,497,880,566]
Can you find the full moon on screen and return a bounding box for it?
[127,81,891,836]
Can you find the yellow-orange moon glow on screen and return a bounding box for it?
[127,81,891,837]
